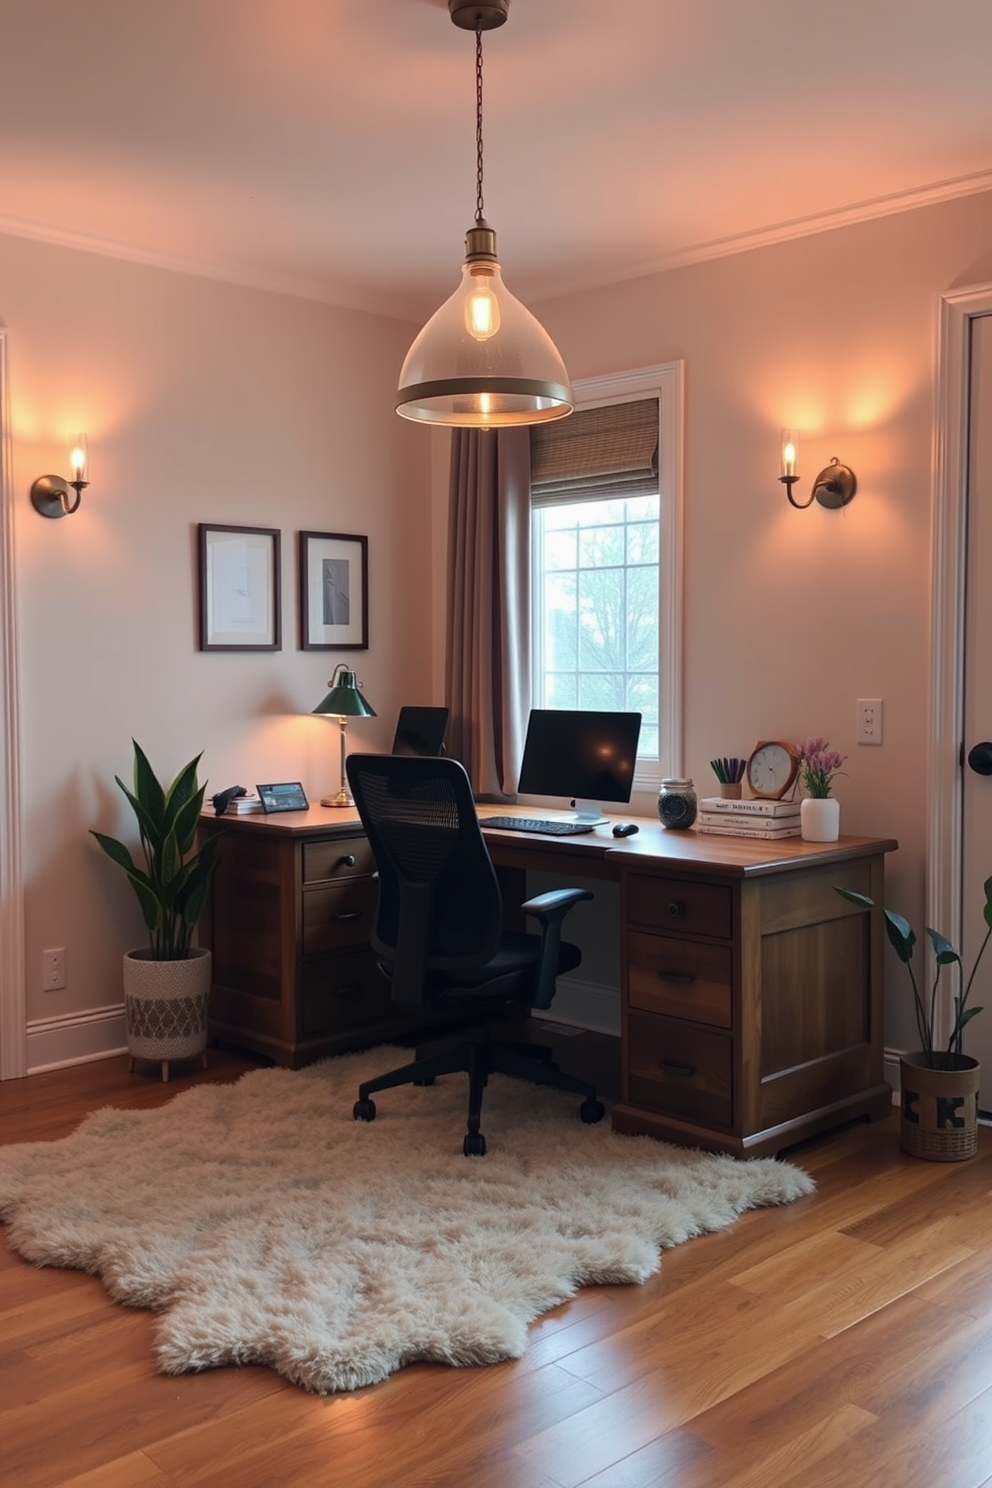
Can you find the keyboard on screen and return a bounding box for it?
[481,815,596,836]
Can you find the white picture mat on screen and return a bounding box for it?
[203,530,277,646]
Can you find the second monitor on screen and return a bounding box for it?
[516,708,642,823]
[391,705,449,757]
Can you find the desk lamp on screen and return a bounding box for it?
[313,666,376,807]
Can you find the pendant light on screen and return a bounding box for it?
[396,0,573,428]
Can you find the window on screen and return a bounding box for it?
[529,364,683,790]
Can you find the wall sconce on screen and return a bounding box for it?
[778,429,856,510]
[31,434,90,518]
[312,665,377,807]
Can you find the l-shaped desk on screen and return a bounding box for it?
[198,805,897,1157]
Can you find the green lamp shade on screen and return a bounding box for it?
[313,671,376,719]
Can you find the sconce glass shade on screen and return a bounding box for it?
[313,668,376,719]
[396,224,574,427]
[69,433,89,483]
[780,429,799,478]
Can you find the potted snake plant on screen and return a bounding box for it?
[92,742,221,1081]
[836,877,992,1160]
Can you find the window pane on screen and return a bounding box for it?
[578,524,624,568]
[533,490,660,761]
[545,528,577,571]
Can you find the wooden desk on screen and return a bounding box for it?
[198,806,897,1156]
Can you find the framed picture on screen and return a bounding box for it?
[198,524,281,651]
[299,531,368,650]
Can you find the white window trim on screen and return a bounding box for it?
[533,362,684,796]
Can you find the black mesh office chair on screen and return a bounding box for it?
[345,752,606,1156]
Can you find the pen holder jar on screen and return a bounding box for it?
[718,782,743,800]
[658,778,697,830]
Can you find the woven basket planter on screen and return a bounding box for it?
[899,1052,981,1161]
[123,946,212,1082]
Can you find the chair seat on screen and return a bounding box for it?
[379,930,583,1006]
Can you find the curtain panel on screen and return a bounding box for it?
[445,428,531,799]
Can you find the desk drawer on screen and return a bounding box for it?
[303,837,376,884]
[627,1011,733,1126]
[628,932,732,1028]
[303,879,377,953]
[627,874,732,940]
[301,950,389,1035]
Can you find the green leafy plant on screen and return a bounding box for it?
[91,741,221,960]
[836,879,992,1067]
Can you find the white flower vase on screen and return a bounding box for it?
[800,796,840,842]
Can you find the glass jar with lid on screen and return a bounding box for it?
[657,777,697,830]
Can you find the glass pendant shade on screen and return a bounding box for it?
[397,225,573,427]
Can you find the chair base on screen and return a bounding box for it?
[354,1030,605,1155]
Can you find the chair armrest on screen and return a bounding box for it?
[521,887,594,924]
[521,888,594,1009]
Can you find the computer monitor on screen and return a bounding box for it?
[516,709,642,822]
[391,705,449,757]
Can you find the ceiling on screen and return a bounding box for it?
[1,0,991,323]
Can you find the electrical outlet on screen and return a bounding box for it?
[42,947,66,990]
[857,698,883,745]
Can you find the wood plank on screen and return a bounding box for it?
[2,1050,992,1487]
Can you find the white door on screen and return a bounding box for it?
[962,310,992,1111]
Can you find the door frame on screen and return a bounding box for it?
[0,324,26,1079]
[930,283,992,1044]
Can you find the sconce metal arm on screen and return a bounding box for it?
[779,474,815,509]
[30,474,88,519]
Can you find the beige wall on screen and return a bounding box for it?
[2,232,430,1037]
[8,185,992,1066]
[429,189,992,1054]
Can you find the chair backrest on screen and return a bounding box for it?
[345,753,504,1009]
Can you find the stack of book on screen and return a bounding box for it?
[223,793,263,815]
[696,797,801,839]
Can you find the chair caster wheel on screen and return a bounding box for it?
[580,1098,606,1124]
[353,1098,377,1122]
[463,1131,487,1157]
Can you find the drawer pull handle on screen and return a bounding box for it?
[667,900,686,917]
[339,854,357,868]
[334,911,363,923]
[658,1060,695,1078]
[659,971,694,985]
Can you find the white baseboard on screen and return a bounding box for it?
[26,1004,127,1074]
[883,1046,902,1102]
[535,977,620,1037]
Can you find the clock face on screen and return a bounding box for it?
[746,741,799,800]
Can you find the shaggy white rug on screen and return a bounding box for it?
[0,1046,814,1394]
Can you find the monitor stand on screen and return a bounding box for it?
[570,799,610,827]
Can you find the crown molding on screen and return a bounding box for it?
[2,167,992,320]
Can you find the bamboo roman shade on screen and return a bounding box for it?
[529,397,659,506]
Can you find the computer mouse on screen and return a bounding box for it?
[612,822,639,837]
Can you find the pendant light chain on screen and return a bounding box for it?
[475,25,485,225]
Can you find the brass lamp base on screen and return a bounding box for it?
[321,788,354,808]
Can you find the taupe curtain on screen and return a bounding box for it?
[445,428,531,800]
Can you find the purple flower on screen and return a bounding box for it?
[797,737,847,798]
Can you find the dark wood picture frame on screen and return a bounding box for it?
[299,531,369,650]
[198,523,281,651]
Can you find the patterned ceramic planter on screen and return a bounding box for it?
[123,946,212,1082]
[899,1051,980,1161]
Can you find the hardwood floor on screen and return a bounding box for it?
[2,1038,991,1488]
